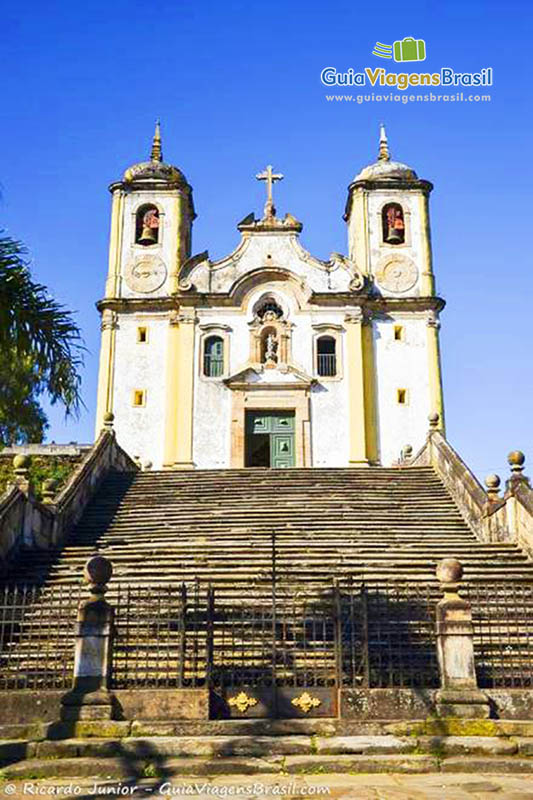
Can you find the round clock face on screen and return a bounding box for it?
[375,257,418,294]
[125,256,167,293]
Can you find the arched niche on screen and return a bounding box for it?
[135,203,161,246]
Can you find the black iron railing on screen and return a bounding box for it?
[1,579,533,691]
[467,582,533,688]
[317,354,337,377]
[112,581,207,689]
[0,584,81,690]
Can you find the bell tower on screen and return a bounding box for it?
[343,126,445,464]
[95,123,195,439]
[344,124,435,297]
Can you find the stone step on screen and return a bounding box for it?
[5,752,533,779]
[11,733,523,761]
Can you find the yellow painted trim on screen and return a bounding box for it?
[345,312,369,466]
[362,320,378,463]
[348,190,369,274]
[419,194,435,296]
[163,310,197,469]
[94,313,117,437]
[132,389,146,407]
[427,319,446,434]
[174,312,196,468]
[105,191,124,299]
[163,314,181,467]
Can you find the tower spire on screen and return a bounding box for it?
[150,120,162,162]
[378,123,390,161]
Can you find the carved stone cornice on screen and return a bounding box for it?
[97,294,445,314]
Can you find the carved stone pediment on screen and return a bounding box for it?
[224,363,315,390]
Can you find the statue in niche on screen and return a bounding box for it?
[138,208,160,245]
[262,330,279,365]
[383,204,405,245]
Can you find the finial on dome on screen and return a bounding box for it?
[378,123,390,162]
[150,120,162,162]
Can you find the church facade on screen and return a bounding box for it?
[95,125,445,470]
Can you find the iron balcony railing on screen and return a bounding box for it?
[317,353,337,377]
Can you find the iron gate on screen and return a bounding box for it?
[208,585,340,718]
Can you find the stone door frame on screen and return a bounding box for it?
[229,386,312,468]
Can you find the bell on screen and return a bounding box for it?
[139,225,158,245]
[386,225,403,244]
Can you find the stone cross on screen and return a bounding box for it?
[256,165,283,219]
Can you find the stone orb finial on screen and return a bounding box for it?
[508,450,525,470]
[84,554,113,588]
[103,412,115,430]
[13,454,31,470]
[403,444,413,457]
[484,474,501,490]
[436,557,463,584]
[428,412,440,429]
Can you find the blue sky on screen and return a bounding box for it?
[1,0,531,482]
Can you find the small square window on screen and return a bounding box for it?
[137,327,148,343]
[394,325,404,341]
[397,388,407,405]
[133,390,145,407]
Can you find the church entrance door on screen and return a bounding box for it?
[245,411,295,468]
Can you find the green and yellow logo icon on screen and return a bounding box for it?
[373,37,426,62]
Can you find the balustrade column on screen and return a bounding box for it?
[61,555,115,721]
[435,558,489,719]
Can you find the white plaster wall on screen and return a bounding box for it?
[118,190,180,299]
[112,314,168,469]
[192,294,351,468]
[373,316,430,466]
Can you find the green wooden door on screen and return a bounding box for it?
[245,411,295,468]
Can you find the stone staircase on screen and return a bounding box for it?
[6,466,533,594]
[2,467,533,780]
[3,718,533,778]
[2,466,532,694]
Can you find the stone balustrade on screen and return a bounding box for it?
[0,415,138,574]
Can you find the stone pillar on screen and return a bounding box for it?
[11,454,32,496]
[10,455,35,547]
[345,307,377,466]
[61,555,115,721]
[163,309,197,469]
[41,479,57,505]
[506,450,531,492]
[174,309,197,469]
[426,311,445,435]
[435,558,489,718]
[94,310,118,436]
[484,474,501,504]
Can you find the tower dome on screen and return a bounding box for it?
[353,125,418,183]
[122,121,190,187]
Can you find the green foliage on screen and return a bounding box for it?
[0,455,80,500]
[0,230,85,445]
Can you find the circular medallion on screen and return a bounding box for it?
[375,256,418,294]
[125,256,167,293]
